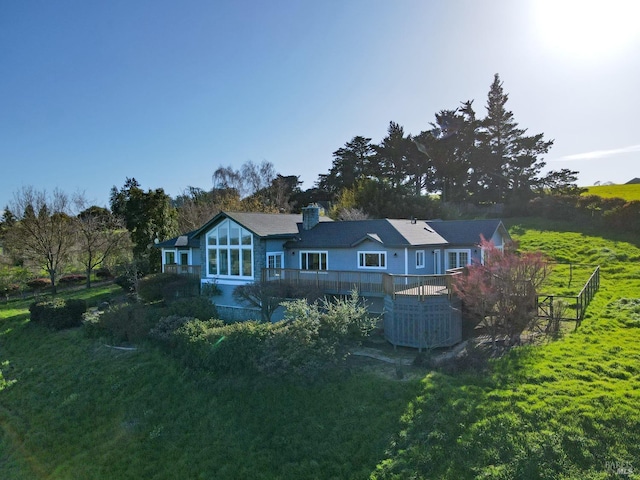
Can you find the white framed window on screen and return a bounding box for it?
[164,250,176,265]
[358,251,386,269]
[416,250,425,269]
[266,252,284,279]
[267,252,284,269]
[445,249,471,270]
[300,251,328,271]
[206,219,253,278]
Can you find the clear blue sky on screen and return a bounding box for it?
[1,0,639,210]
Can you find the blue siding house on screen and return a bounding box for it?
[157,205,511,349]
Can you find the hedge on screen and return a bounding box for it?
[29,299,87,330]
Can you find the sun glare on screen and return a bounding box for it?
[532,0,640,61]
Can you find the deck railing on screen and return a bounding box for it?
[164,264,201,278]
[262,268,456,300]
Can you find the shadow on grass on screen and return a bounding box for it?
[373,344,612,480]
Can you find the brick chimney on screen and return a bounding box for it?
[302,204,320,230]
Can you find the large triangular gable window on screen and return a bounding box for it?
[206,219,253,278]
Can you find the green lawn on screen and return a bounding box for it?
[0,285,418,479]
[2,220,640,479]
[373,220,640,479]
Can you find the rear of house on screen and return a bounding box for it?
[157,206,511,348]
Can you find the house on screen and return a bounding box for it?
[157,205,512,349]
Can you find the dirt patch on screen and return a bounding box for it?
[346,354,427,381]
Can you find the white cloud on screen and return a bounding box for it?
[557,144,640,161]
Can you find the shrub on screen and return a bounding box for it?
[603,200,640,233]
[259,319,332,378]
[138,273,199,303]
[29,299,62,323]
[318,291,376,345]
[169,319,267,373]
[528,196,576,221]
[114,274,136,293]
[95,267,113,279]
[88,303,164,342]
[27,278,51,290]
[166,297,218,321]
[149,315,198,347]
[29,299,87,330]
[1,283,20,295]
[59,274,87,284]
[152,291,376,380]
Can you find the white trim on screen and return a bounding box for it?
[266,251,285,279]
[178,250,191,266]
[205,219,254,279]
[300,250,329,271]
[266,251,284,268]
[434,250,442,274]
[416,250,426,269]
[357,251,387,270]
[162,249,177,271]
[444,249,472,270]
[404,248,408,275]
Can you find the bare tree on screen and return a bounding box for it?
[212,160,276,198]
[242,160,276,196]
[212,166,243,194]
[233,279,323,323]
[6,187,75,294]
[73,193,130,288]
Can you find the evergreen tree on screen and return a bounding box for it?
[317,136,374,194]
[424,104,478,202]
[110,178,178,273]
[475,74,553,203]
[372,122,412,188]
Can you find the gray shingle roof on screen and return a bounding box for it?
[426,219,509,246]
[191,211,332,239]
[159,212,510,251]
[155,230,200,248]
[288,219,449,249]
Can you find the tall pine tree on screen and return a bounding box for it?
[475,74,553,204]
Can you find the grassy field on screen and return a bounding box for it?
[1,220,640,479]
[373,220,640,479]
[0,285,419,479]
[583,183,640,201]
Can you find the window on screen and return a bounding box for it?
[267,252,284,269]
[206,219,253,278]
[266,252,284,279]
[416,250,425,269]
[445,249,470,270]
[164,251,176,265]
[301,251,328,271]
[358,251,386,269]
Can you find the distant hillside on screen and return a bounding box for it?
[583,183,640,201]
[626,177,640,185]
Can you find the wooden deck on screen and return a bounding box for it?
[163,264,201,277]
[262,268,458,301]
